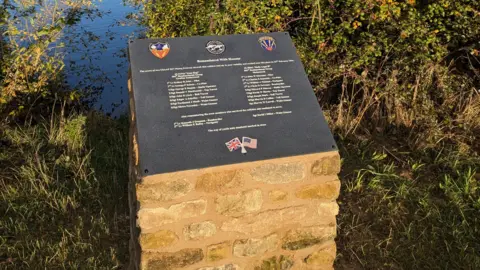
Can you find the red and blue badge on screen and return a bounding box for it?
[149,42,170,59]
[259,36,276,51]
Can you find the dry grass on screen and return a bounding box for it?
[327,62,480,269]
[0,111,130,269]
[1,1,479,268]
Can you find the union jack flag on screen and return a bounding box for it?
[225,137,242,152]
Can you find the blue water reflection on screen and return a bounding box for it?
[63,0,143,117]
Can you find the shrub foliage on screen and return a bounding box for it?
[144,0,480,139]
[0,0,479,269]
[142,0,480,268]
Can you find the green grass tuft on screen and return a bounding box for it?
[336,136,480,269]
[0,112,130,269]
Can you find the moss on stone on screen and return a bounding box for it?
[254,255,294,270]
[282,238,322,251]
[147,248,204,270]
[206,241,230,262]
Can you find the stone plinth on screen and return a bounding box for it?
[128,77,340,269]
[127,32,342,270]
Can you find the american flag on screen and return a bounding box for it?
[225,137,242,152]
[242,137,257,149]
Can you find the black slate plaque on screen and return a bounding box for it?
[129,32,337,176]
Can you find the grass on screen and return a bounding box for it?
[1,0,479,267]
[0,111,130,269]
[1,107,478,269]
[335,135,480,269]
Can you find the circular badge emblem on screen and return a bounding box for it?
[206,40,225,54]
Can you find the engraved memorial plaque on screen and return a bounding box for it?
[128,32,337,175]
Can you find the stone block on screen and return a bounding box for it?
[311,155,341,175]
[197,264,241,270]
[196,170,246,192]
[233,234,279,257]
[137,179,192,202]
[207,241,231,262]
[184,221,217,240]
[282,225,336,250]
[268,190,288,202]
[254,255,294,270]
[138,199,207,232]
[317,202,339,216]
[145,248,204,270]
[215,189,263,217]
[221,206,320,235]
[140,230,178,250]
[251,163,305,184]
[304,243,336,267]
[295,181,340,200]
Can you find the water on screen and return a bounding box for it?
[62,0,143,116]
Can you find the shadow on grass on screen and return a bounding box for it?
[0,111,130,269]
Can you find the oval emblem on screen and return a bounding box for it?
[206,40,225,55]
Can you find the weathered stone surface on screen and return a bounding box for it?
[215,189,263,217]
[184,221,217,240]
[282,225,336,250]
[269,190,288,202]
[233,234,279,257]
[251,163,305,184]
[137,179,192,202]
[196,170,246,192]
[254,255,294,270]
[221,206,310,235]
[311,155,341,176]
[295,181,340,200]
[317,202,339,216]
[146,248,204,270]
[305,244,336,266]
[207,241,231,262]
[131,153,341,269]
[140,230,178,249]
[198,264,241,270]
[138,200,207,232]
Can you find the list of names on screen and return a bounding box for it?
[165,61,294,132]
[167,72,218,110]
[242,65,292,105]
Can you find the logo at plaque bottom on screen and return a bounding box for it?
[258,36,276,51]
[149,42,170,59]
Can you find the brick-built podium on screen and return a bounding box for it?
[128,33,341,270]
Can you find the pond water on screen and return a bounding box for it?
[62,0,143,117]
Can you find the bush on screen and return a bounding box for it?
[142,6,480,267]
[144,0,480,145]
[0,0,91,117]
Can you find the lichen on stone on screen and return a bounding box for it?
[254,255,294,270]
